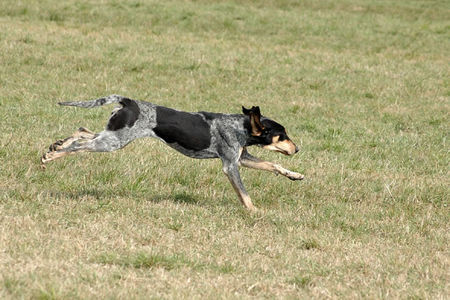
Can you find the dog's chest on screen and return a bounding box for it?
[165,142,218,159]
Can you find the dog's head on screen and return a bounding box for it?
[242,106,299,155]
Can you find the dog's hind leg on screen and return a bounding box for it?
[46,127,95,153]
[239,148,304,181]
[41,129,125,165]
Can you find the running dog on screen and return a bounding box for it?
[41,95,304,210]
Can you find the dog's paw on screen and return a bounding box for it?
[248,205,258,213]
[41,150,58,165]
[41,152,51,165]
[287,172,304,181]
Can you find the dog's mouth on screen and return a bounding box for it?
[276,148,290,155]
[262,144,296,156]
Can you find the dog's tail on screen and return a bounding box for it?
[58,94,125,108]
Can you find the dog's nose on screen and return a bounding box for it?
[295,146,299,153]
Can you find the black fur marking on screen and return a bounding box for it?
[199,111,224,121]
[245,118,288,146]
[107,98,140,131]
[154,106,211,151]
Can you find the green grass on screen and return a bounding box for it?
[0,0,448,298]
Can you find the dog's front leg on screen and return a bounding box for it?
[240,149,304,181]
[222,162,256,211]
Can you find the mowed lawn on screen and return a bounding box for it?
[0,0,448,298]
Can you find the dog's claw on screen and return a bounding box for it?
[48,139,64,151]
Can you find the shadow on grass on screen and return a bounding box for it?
[46,188,204,207]
[172,192,199,205]
[92,251,236,274]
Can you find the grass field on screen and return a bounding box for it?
[0,0,449,298]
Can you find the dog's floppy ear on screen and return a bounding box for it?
[242,106,265,136]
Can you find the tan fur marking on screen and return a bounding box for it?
[272,135,280,143]
[249,112,264,136]
[227,178,256,210]
[263,139,297,155]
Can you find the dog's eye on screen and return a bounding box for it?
[278,134,286,141]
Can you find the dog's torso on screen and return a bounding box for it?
[118,100,249,160]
